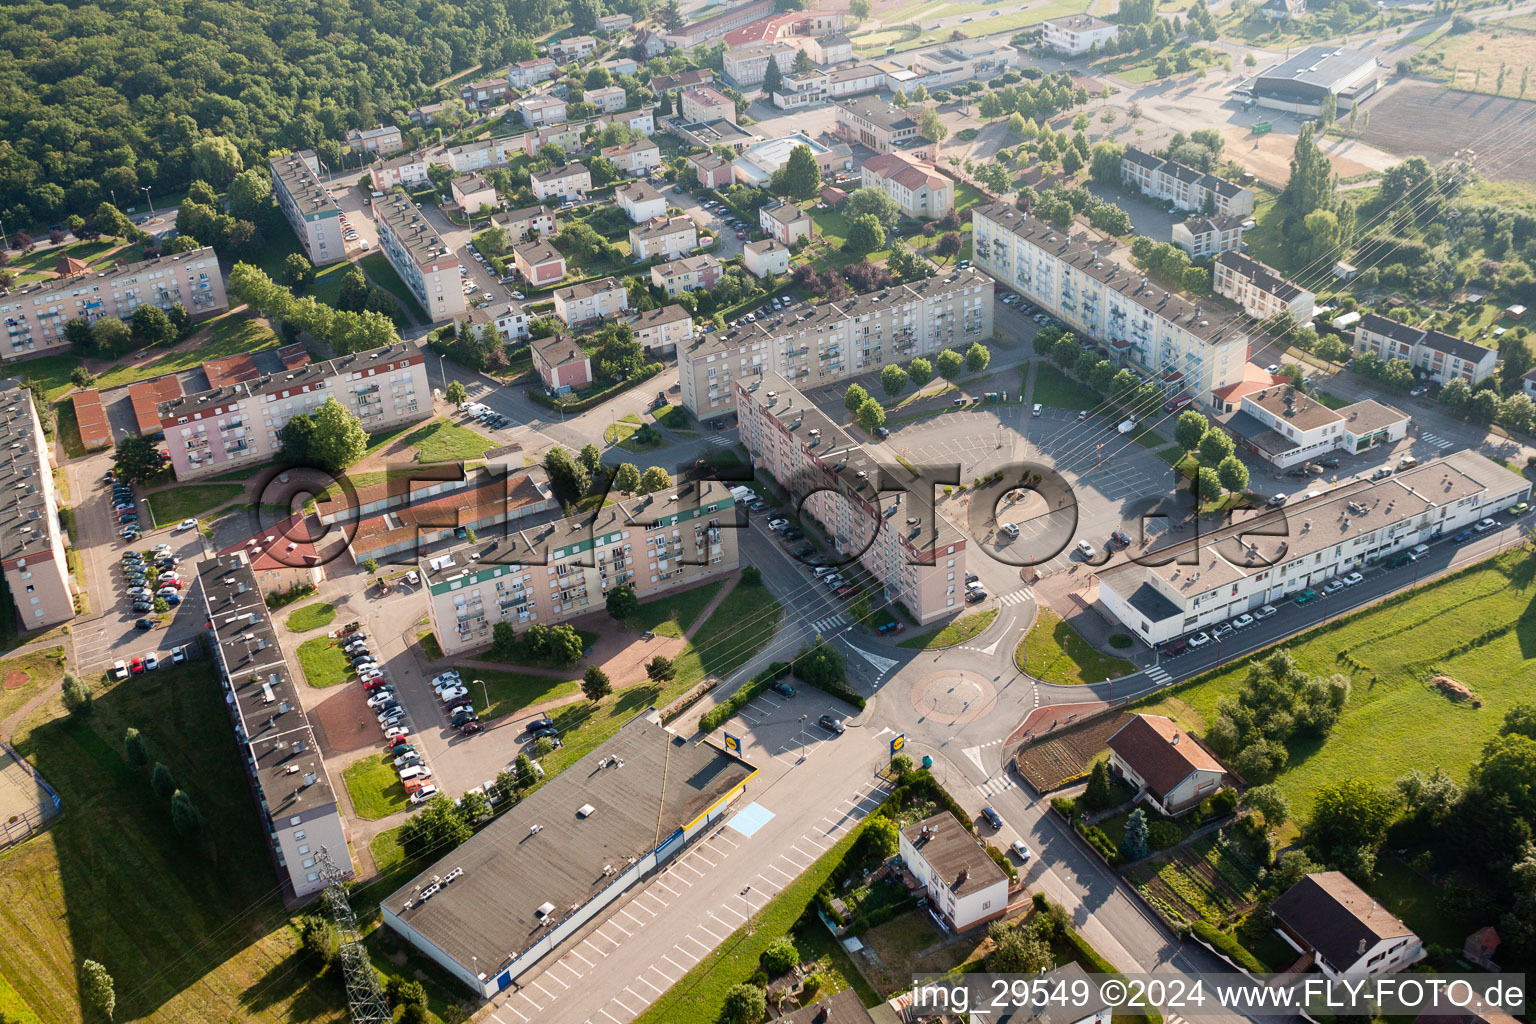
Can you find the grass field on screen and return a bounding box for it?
[1132,549,1536,830]
[359,252,429,322]
[285,602,337,633]
[605,413,662,452]
[627,580,725,638]
[898,609,996,649]
[296,636,351,687]
[398,418,493,463]
[342,752,411,820]
[0,646,67,728]
[1421,25,1536,97]
[144,483,244,525]
[472,669,581,721]
[1017,607,1135,684]
[1031,362,1102,410]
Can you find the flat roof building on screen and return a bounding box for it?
[271,151,347,265]
[373,194,466,323]
[0,381,74,630]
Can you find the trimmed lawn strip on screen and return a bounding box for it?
[144,483,244,525]
[343,752,411,820]
[360,251,430,322]
[470,669,581,721]
[296,635,352,687]
[1018,607,1135,684]
[628,580,725,638]
[1031,362,1101,410]
[897,609,996,649]
[401,417,495,463]
[286,601,337,633]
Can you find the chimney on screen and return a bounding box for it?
[1171,732,1180,745]
[1357,937,1368,955]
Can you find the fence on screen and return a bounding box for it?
[0,739,61,850]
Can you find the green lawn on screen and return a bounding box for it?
[359,251,430,322]
[1017,607,1135,684]
[285,601,337,633]
[468,669,581,721]
[399,418,494,463]
[1031,362,1102,410]
[605,414,662,452]
[144,484,244,525]
[295,636,352,687]
[626,580,725,638]
[897,609,997,649]
[342,752,411,820]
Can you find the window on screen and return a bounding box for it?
[294,829,306,840]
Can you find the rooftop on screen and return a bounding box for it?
[1217,250,1309,303]
[615,180,664,206]
[1107,715,1224,797]
[683,85,733,107]
[158,342,421,423]
[1258,45,1380,92]
[1272,870,1416,967]
[1358,311,1496,365]
[555,276,622,302]
[7,245,222,305]
[861,152,950,192]
[375,194,459,270]
[532,162,589,183]
[514,240,563,266]
[0,382,59,563]
[270,151,340,216]
[532,334,586,367]
[835,94,919,131]
[653,254,720,280]
[1044,13,1115,30]
[631,216,696,242]
[901,812,1008,891]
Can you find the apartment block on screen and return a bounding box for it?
[199,553,352,898]
[970,202,1248,405]
[1213,251,1315,322]
[158,343,430,480]
[737,375,967,624]
[342,467,557,564]
[627,304,694,356]
[584,85,629,114]
[629,216,698,261]
[615,180,668,223]
[723,41,796,85]
[1041,14,1119,55]
[859,154,953,219]
[419,482,740,655]
[531,163,591,202]
[346,124,405,154]
[553,276,628,326]
[601,138,661,176]
[651,254,722,296]
[271,151,347,266]
[0,382,73,629]
[550,34,598,62]
[834,95,921,154]
[1,247,227,361]
[500,205,558,243]
[652,69,716,94]
[1098,451,1530,646]
[1171,214,1250,258]
[679,267,993,416]
[1353,312,1498,385]
[681,86,737,124]
[1121,148,1256,217]
[516,94,568,127]
[662,0,775,48]
[743,238,791,278]
[373,194,466,322]
[512,240,566,288]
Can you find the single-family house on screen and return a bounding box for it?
[450,173,498,214]
[651,254,722,296]
[500,205,558,243]
[1271,872,1425,977]
[513,241,567,288]
[516,94,568,127]
[585,85,629,114]
[531,335,593,393]
[743,238,791,278]
[627,304,694,356]
[530,163,591,202]
[602,139,662,177]
[553,276,628,326]
[459,76,511,110]
[508,57,560,89]
[689,152,734,189]
[615,180,668,224]
[898,812,1009,932]
[759,201,813,245]
[550,35,598,62]
[1106,714,1226,818]
[629,216,698,261]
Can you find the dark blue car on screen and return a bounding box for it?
[1452,530,1474,544]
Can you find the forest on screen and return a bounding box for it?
[0,0,643,226]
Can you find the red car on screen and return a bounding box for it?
[130,657,145,675]
[362,677,390,691]
[158,579,182,590]
[835,584,861,598]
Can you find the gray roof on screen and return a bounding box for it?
[270,151,340,216]
[1245,385,1339,431]
[1258,45,1379,92]
[556,275,623,301]
[0,382,60,562]
[1000,964,1111,1024]
[901,812,1008,891]
[1357,312,1496,366]
[375,194,457,269]
[383,713,754,976]
[1337,398,1407,435]
[835,94,919,132]
[157,342,419,422]
[1272,871,1415,969]
[1217,250,1306,303]
[532,162,589,184]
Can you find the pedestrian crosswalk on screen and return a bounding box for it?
[979,772,1017,798]
[996,588,1033,607]
[1421,432,1455,450]
[704,434,734,447]
[810,613,847,634]
[1144,664,1172,686]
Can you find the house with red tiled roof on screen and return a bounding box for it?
[218,514,324,597]
[1106,714,1226,817]
[859,153,953,219]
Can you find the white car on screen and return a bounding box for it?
[399,765,433,782]
[177,518,197,531]
[170,644,189,663]
[409,784,439,804]
[384,726,410,741]
[1188,631,1211,648]
[1342,572,1364,586]
[432,672,462,687]
[366,690,396,708]
[113,659,129,681]
[1011,840,1032,862]
[1076,540,1096,559]
[439,686,469,702]
[1255,604,1278,620]
[1231,613,1255,629]
[813,566,836,578]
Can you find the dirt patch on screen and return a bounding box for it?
[311,684,383,754]
[1357,78,1536,184]
[855,910,980,996]
[1220,127,1385,189]
[1015,712,1129,792]
[3,670,29,690]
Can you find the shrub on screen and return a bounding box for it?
[1051,796,1077,817]
[1208,788,1239,815]
[986,843,1019,881]
[1076,821,1123,866]
[1187,920,1268,973]
[1147,820,1182,850]
[759,936,799,976]
[699,662,790,732]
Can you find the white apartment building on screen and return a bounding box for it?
[723,41,797,85]
[585,85,628,113]
[898,813,1009,931]
[1097,450,1531,646]
[743,238,791,278]
[553,276,628,326]
[531,163,592,202]
[271,151,347,265]
[1121,148,1256,217]
[970,202,1249,406]
[508,57,560,88]
[859,154,953,219]
[1353,312,1498,385]
[0,381,74,629]
[1225,385,1407,469]
[629,216,698,261]
[1214,251,1315,322]
[373,194,466,322]
[1,247,227,361]
[680,267,993,417]
[1172,214,1250,258]
[1041,14,1119,55]
[158,343,430,480]
[516,94,568,127]
[600,139,662,176]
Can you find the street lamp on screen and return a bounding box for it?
[798,714,808,762]
[141,186,153,215]
[740,886,754,934]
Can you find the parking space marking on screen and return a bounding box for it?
[636,976,664,995]
[674,860,705,879]
[519,991,544,1012]
[542,972,570,991]
[697,922,721,941]
[568,947,593,968]
[652,877,681,896]
[662,953,685,974]
[597,1010,622,1024]
[501,1005,527,1022]
[531,978,558,999]
[552,960,581,981]
[607,918,632,937]
[690,850,717,868]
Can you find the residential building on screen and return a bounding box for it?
[1,247,227,360]
[682,267,993,416]
[512,241,567,288]
[500,205,557,243]
[516,94,568,127]
[1096,450,1531,646]
[373,194,466,322]
[775,992,877,1024]
[652,69,716,95]
[1353,312,1498,385]
[1254,46,1384,115]
[469,302,531,343]
[369,149,434,191]
[859,153,953,219]
[733,132,847,187]
[383,711,754,995]
[550,34,598,62]
[770,63,886,109]
[0,381,74,629]
[346,124,405,154]
[723,41,797,86]
[343,467,557,564]
[217,514,324,597]
[530,162,592,201]
[585,84,628,113]
[970,202,1250,405]
[898,813,1009,931]
[1106,715,1226,817]
[508,56,560,89]
[597,12,633,32]
[158,343,430,480]
[459,76,511,110]
[1523,367,1536,398]
[198,553,352,899]
[601,138,662,176]
[722,8,845,47]
[1214,251,1315,322]
[531,335,592,393]
[689,152,735,189]
[627,304,694,356]
[1171,213,1251,257]
[681,86,737,124]
[629,216,698,261]
[615,180,668,223]
[1224,384,1407,468]
[743,238,791,278]
[634,28,667,57]
[1121,148,1256,217]
[600,56,640,76]
[270,151,347,265]
[408,100,456,124]
[553,276,628,326]
[759,201,814,245]
[1261,0,1307,18]
[1272,872,1424,977]
[1041,14,1119,56]
[450,173,497,214]
[802,31,854,66]
[662,0,775,48]
[737,376,970,620]
[71,389,110,450]
[834,95,921,154]
[651,254,722,296]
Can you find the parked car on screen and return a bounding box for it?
[877,621,905,634]
[135,619,155,630]
[521,715,554,735]
[112,660,128,680]
[439,686,469,702]
[817,713,846,734]
[981,806,1003,829]
[1294,589,1318,604]
[1342,572,1364,586]
[1188,631,1211,646]
[1452,529,1474,544]
[1076,540,1096,559]
[409,785,439,804]
[130,657,145,675]
[771,680,796,698]
[384,726,410,741]
[1255,604,1277,620]
[177,518,198,531]
[1231,613,1255,629]
[1474,518,1498,533]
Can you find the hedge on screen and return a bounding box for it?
[793,672,866,710]
[985,843,1018,882]
[1187,920,1268,974]
[527,362,663,415]
[699,661,790,732]
[1076,820,1123,867]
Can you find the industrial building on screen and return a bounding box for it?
[1252,46,1385,115]
[382,712,755,995]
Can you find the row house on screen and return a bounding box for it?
[1353,312,1498,385]
[1121,148,1256,217]
[601,138,661,176]
[372,193,466,322]
[1213,251,1315,322]
[651,254,722,296]
[629,216,698,261]
[553,276,628,326]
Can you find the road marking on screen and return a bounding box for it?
[1145,664,1171,685]
[518,992,543,1012]
[961,745,987,772]
[636,976,664,995]
[718,904,746,921]
[810,614,846,633]
[686,933,712,952]
[757,873,783,892]
[840,640,899,676]
[553,960,581,981]
[532,978,558,999]
[662,953,685,973]
[607,918,631,937]
[690,850,717,867]
[569,948,593,967]
[697,922,721,941]
[598,1010,623,1024]
[673,943,698,963]
[980,773,1016,797]
[996,587,1033,606]
[674,860,705,878]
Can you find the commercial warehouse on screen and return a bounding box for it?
[1252,46,1384,115]
[382,712,756,996]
